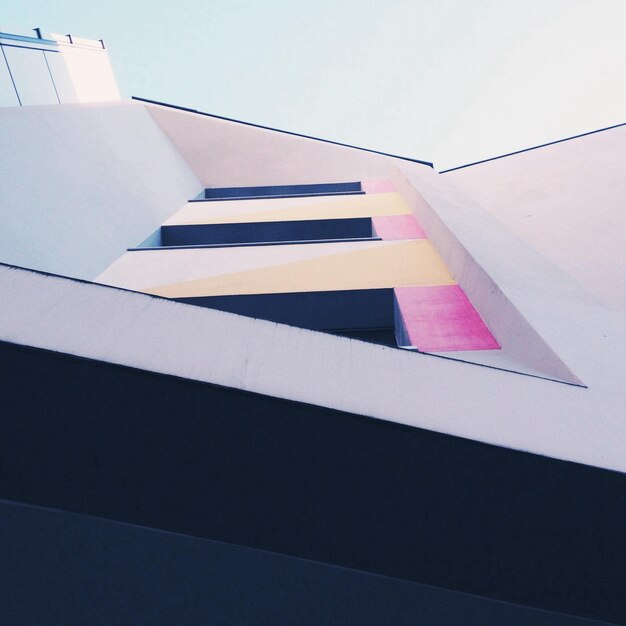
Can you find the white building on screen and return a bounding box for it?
[0,28,624,626]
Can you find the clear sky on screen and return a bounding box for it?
[4,0,626,169]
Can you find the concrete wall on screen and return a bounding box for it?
[443,125,626,314]
[0,101,201,279]
[1,500,611,625]
[2,99,623,473]
[2,349,623,624]
[2,264,625,475]
[387,163,585,384]
[137,102,585,384]
[144,102,417,187]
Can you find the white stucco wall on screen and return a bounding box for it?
[443,126,626,313]
[0,101,201,279]
[136,101,586,384]
[1,264,624,474]
[1,100,624,474]
[387,163,585,384]
[143,102,417,187]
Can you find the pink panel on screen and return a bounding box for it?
[372,215,427,240]
[395,285,499,352]
[362,179,396,194]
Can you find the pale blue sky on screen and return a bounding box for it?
[4,0,626,168]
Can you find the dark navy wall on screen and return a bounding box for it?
[203,181,362,199]
[1,341,625,624]
[161,217,374,246]
[0,500,610,626]
[176,288,394,334]
[331,327,398,346]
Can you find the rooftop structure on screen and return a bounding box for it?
[0,28,120,106]
[1,28,625,626]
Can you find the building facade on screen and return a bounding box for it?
[1,29,625,626]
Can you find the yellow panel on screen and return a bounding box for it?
[166,192,410,226]
[144,240,456,298]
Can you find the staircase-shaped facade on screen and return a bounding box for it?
[99,179,499,352]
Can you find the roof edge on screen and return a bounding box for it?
[0,31,57,46]
[439,121,626,173]
[132,96,434,168]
